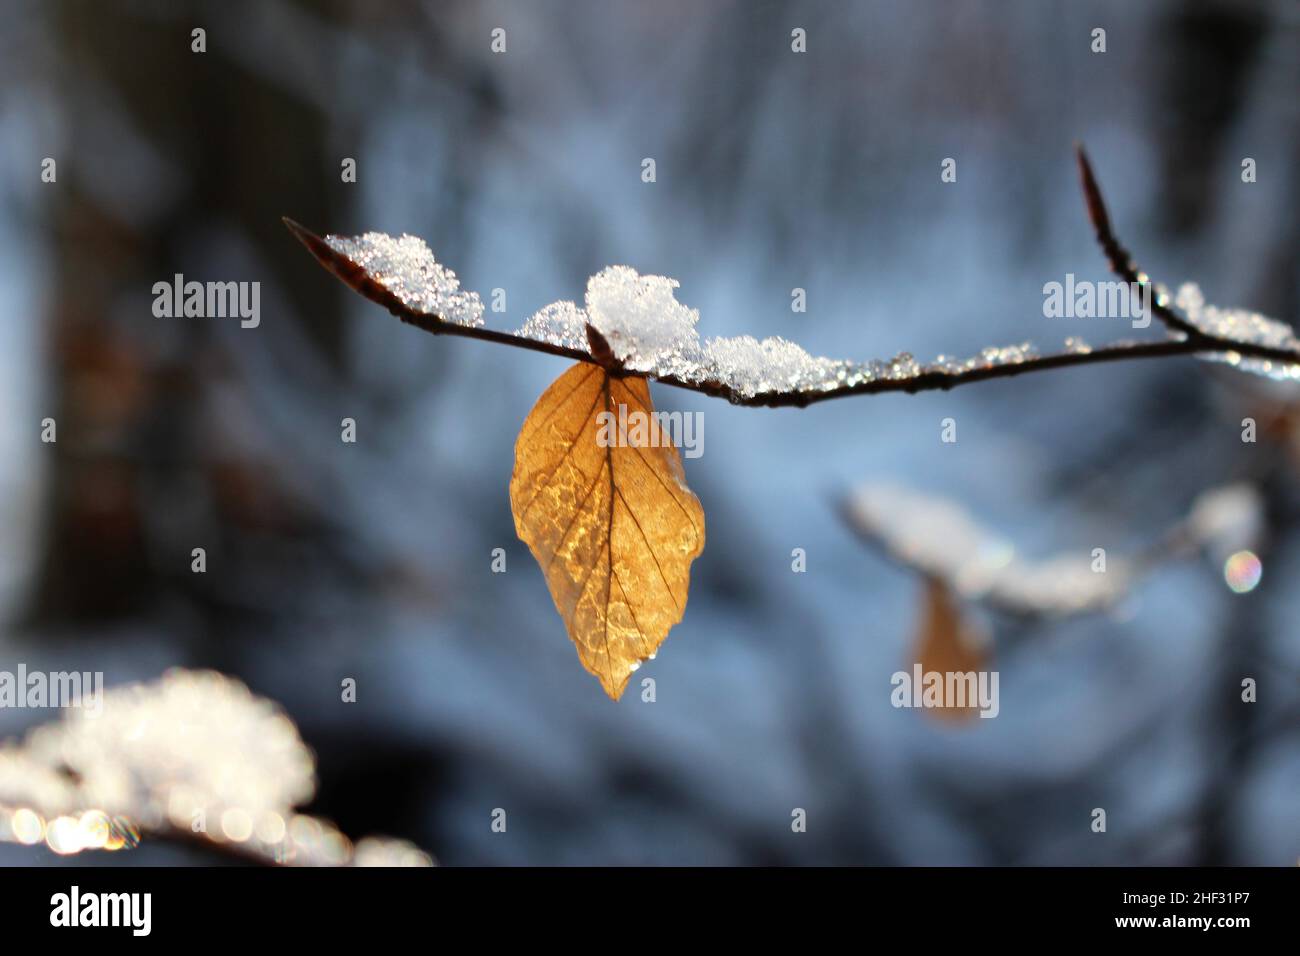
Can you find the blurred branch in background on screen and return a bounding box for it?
[842,476,1287,862]
[842,481,1264,620]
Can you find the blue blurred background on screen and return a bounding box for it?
[0,0,1297,864]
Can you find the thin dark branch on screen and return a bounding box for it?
[282,216,593,366]
[1073,144,1200,338]
[283,150,1300,408]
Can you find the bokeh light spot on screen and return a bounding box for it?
[12,808,45,845]
[1224,550,1262,594]
[221,808,254,843]
[45,815,83,855]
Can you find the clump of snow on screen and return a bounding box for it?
[1187,483,1263,560]
[1175,282,1300,381]
[583,266,705,374]
[325,232,484,328]
[13,668,315,820]
[0,669,435,866]
[703,335,849,397]
[518,300,589,351]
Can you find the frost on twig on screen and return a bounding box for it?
[323,232,485,328]
[1073,146,1300,382]
[841,482,1264,619]
[292,218,1065,401]
[0,669,433,866]
[283,149,1300,407]
[1175,283,1300,381]
[517,264,1050,398]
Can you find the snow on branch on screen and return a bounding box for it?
[0,669,433,866]
[284,145,1300,406]
[841,482,1264,618]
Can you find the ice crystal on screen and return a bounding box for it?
[324,232,484,328]
[1175,282,1300,381]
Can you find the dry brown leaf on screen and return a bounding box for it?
[912,575,989,723]
[510,362,705,699]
